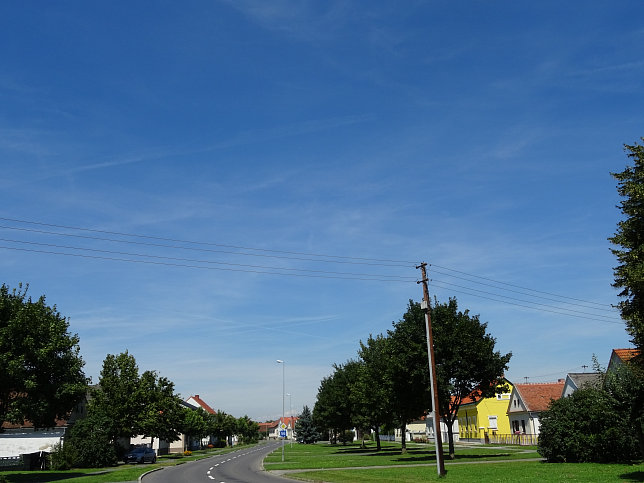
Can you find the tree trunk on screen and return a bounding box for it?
[375,426,381,451]
[446,420,455,460]
[400,423,407,454]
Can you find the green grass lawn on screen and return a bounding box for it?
[265,442,643,482]
[288,461,644,482]
[264,441,540,469]
[0,445,248,483]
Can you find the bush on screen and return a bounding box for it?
[183,450,192,456]
[338,430,354,444]
[67,412,118,468]
[538,386,639,463]
[49,441,76,470]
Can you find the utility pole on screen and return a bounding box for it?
[417,262,446,477]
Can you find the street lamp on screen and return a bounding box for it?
[276,360,285,462]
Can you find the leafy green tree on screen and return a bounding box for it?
[431,297,511,459]
[355,334,393,450]
[294,405,319,444]
[181,407,209,450]
[90,351,141,452]
[136,371,184,447]
[313,361,360,444]
[236,415,260,444]
[210,410,236,446]
[387,302,433,454]
[90,351,184,456]
[0,283,88,428]
[610,138,644,352]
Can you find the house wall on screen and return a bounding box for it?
[561,377,578,398]
[0,428,65,458]
[457,386,513,440]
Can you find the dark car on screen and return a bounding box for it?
[124,447,156,464]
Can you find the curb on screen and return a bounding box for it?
[138,466,164,482]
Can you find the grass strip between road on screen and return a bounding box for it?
[263,441,644,482]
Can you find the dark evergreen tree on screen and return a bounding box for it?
[294,405,319,444]
[610,138,644,352]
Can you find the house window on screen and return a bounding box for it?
[488,416,498,430]
[521,420,526,434]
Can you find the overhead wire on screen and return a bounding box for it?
[0,216,622,324]
[0,245,414,282]
[0,237,417,281]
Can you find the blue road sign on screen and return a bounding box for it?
[279,430,287,438]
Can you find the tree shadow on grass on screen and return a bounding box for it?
[619,470,644,482]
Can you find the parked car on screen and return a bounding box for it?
[124,447,157,464]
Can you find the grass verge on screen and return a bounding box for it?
[287,461,644,482]
[0,444,255,483]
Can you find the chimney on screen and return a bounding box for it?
[557,379,564,383]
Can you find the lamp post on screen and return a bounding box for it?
[276,360,285,462]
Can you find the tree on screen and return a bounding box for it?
[610,138,644,352]
[294,405,319,444]
[0,283,88,428]
[355,334,394,450]
[90,351,184,455]
[136,371,184,447]
[313,361,360,444]
[609,138,644,458]
[387,302,433,454]
[431,298,511,459]
[236,415,260,444]
[181,408,208,450]
[210,410,236,446]
[90,351,141,451]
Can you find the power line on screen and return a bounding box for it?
[0,245,414,283]
[0,224,410,268]
[430,263,611,309]
[0,237,417,281]
[1,216,618,318]
[431,278,618,322]
[0,216,417,265]
[429,279,622,325]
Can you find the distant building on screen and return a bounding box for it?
[507,380,564,436]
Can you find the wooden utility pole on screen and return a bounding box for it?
[417,262,446,476]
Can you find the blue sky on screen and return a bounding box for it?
[1,1,642,421]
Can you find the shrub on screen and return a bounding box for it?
[538,386,639,463]
[338,430,354,444]
[67,412,118,468]
[49,441,76,470]
[183,450,192,457]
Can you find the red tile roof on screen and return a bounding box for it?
[187,395,216,414]
[613,348,641,363]
[2,419,67,430]
[514,381,564,412]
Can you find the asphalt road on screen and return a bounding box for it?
[143,441,294,483]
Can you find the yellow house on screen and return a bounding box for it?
[457,381,513,442]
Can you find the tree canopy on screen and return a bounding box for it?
[610,138,644,352]
[0,283,88,428]
[312,297,510,458]
[431,297,512,458]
